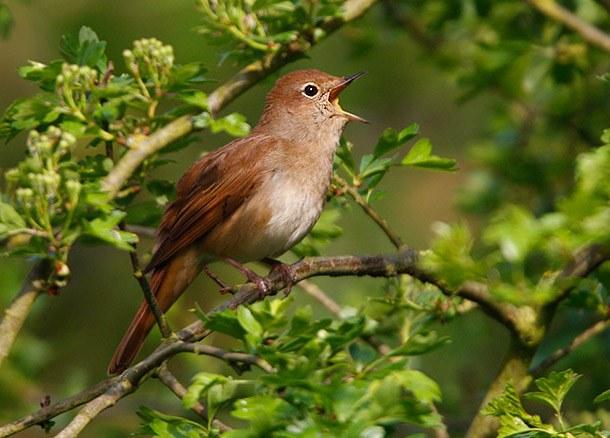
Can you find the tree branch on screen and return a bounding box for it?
[120,223,172,338]
[530,316,610,376]
[526,0,610,53]
[334,175,404,249]
[298,279,342,316]
[0,341,270,437]
[0,260,51,367]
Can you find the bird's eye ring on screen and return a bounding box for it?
[302,83,319,98]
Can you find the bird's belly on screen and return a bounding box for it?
[202,174,325,262]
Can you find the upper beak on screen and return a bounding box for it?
[329,72,368,124]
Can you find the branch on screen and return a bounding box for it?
[542,244,609,314]
[299,279,342,316]
[0,260,51,367]
[530,316,610,376]
[334,175,404,249]
[526,0,610,53]
[120,223,171,338]
[12,244,601,435]
[0,341,270,437]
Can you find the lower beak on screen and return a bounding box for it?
[329,72,368,124]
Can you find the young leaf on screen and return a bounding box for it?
[237,306,263,338]
[593,388,610,404]
[59,26,107,71]
[524,369,580,414]
[373,123,419,158]
[0,201,26,233]
[401,138,457,171]
[136,406,207,437]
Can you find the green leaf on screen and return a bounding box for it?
[200,308,246,339]
[193,112,250,137]
[0,201,26,233]
[524,369,580,414]
[59,26,107,71]
[394,369,442,404]
[81,211,138,251]
[237,306,263,338]
[373,123,419,158]
[136,406,207,437]
[483,383,544,427]
[401,138,457,171]
[594,388,610,404]
[18,60,63,92]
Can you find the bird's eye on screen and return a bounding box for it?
[302,84,319,98]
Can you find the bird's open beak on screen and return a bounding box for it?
[329,72,368,124]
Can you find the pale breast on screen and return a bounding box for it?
[202,168,329,262]
[259,171,326,256]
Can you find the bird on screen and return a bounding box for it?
[107,69,366,375]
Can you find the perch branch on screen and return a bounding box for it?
[0,249,504,437]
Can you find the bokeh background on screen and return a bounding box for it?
[0,1,607,436]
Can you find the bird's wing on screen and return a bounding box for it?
[144,134,273,272]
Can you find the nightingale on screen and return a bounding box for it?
[108,69,366,375]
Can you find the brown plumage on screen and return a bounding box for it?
[107,69,366,374]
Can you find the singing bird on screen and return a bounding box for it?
[108,69,366,374]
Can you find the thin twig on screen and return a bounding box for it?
[299,279,342,316]
[119,223,172,338]
[0,260,51,367]
[530,316,610,376]
[334,175,404,249]
[526,0,610,53]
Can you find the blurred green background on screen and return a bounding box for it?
[0,0,608,436]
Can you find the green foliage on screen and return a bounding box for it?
[141,285,455,436]
[0,26,250,292]
[423,133,610,306]
[484,370,609,437]
[335,122,456,203]
[137,406,209,437]
[196,0,343,63]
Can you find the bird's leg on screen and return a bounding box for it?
[262,258,296,295]
[202,264,233,294]
[223,257,269,298]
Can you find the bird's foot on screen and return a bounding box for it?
[203,265,234,295]
[263,258,296,296]
[224,258,269,299]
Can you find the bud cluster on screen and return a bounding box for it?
[4,126,81,233]
[123,38,174,95]
[56,63,99,119]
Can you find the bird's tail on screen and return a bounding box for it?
[107,249,201,375]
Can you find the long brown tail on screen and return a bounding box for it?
[107,249,201,375]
